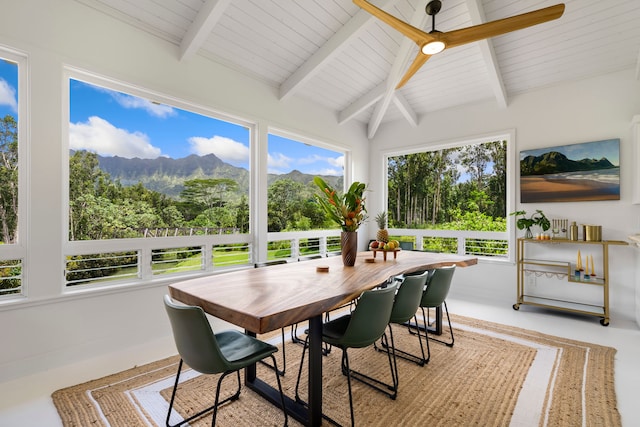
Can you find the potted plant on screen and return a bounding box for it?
[313,176,367,265]
[509,209,550,238]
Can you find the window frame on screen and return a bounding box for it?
[257,127,351,263]
[62,66,257,292]
[381,129,516,262]
[0,46,29,300]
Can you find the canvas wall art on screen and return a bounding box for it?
[519,139,620,203]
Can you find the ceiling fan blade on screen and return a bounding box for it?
[442,4,565,49]
[396,53,431,89]
[353,0,434,46]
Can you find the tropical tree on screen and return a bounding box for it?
[180,178,238,212]
[69,150,113,240]
[191,206,235,229]
[267,178,307,232]
[235,194,249,233]
[0,115,18,243]
[387,141,506,230]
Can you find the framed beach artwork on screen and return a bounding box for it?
[519,139,620,203]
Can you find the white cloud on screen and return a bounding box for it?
[268,152,292,171]
[312,168,342,176]
[188,135,249,165]
[112,93,175,118]
[69,116,162,159]
[297,154,322,165]
[0,79,18,112]
[90,84,175,118]
[328,155,344,168]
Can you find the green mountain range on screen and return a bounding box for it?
[520,151,616,176]
[97,153,342,198]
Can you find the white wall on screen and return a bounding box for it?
[0,0,371,407]
[369,68,640,324]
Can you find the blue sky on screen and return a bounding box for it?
[0,59,18,118]
[520,139,620,166]
[0,63,343,176]
[68,79,344,175]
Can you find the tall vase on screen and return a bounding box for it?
[341,231,358,267]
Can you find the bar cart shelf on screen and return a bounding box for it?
[513,238,628,326]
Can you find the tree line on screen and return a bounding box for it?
[69,150,339,240]
[387,141,507,231]
[1,116,507,244]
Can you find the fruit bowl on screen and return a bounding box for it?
[369,240,400,251]
[369,240,401,261]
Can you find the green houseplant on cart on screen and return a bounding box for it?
[509,209,550,238]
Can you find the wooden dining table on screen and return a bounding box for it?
[169,250,477,426]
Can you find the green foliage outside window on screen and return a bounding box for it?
[387,141,507,230]
[387,140,508,256]
[0,115,18,245]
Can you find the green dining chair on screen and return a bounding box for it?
[163,295,288,427]
[416,264,456,347]
[375,270,430,395]
[294,283,398,427]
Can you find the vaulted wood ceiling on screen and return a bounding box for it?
[76,0,640,138]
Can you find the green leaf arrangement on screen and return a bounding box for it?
[313,176,367,232]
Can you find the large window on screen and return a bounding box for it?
[386,135,512,259]
[65,71,253,287]
[68,77,251,240]
[266,132,346,259]
[0,50,25,297]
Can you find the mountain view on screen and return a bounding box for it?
[520,151,616,176]
[95,152,342,198]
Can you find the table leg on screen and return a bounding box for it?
[245,317,324,426]
[434,305,443,335]
[405,304,443,335]
[244,330,309,424]
[307,315,323,426]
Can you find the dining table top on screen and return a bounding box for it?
[168,250,478,334]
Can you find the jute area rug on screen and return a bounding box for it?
[52,314,620,427]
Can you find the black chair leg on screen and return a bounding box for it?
[211,371,241,426]
[166,359,242,427]
[386,326,399,394]
[167,358,287,427]
[343,349,356,427]
[291,323,305,344]
[292,321,332,356]
[421,302,454,347]
[379,316,430,366]
[259,327,286,376]
[341,333,397,400]
[294,335,309,404]
[268,354,289,427]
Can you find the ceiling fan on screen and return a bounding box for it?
[354,0,565,89]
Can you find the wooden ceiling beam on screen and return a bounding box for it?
[179,0,232,62]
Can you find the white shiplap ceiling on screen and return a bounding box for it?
[75,0,640,138]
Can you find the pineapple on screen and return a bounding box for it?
[375,211,389,243]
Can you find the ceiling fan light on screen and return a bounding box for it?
[422,41,445,55]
